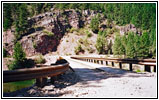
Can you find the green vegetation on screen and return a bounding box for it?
[3,80,35,93]
[8,42,27,70]
[113,35,125,56]
[85,30,92,37]
[74,44,84,55]
[69,27,78,33]
[76,28,86,35]
[34,54,46,64]
[95,35,108,54]
[136,69,141,73]
[43,29,54,37]
[15,4,29,40]
[3,48,8,57]
[3,3,156,31]
[78,37,89,47]
[113,32,154,59]
[3,4,12,31]
[90,15,100,33]
[33,41,37,49]
[3,3,156,58]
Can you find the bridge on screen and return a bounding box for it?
[3,56,157,97]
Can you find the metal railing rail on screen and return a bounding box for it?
[3,63,69,87]
[71,57,156,72]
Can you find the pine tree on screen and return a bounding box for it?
[126,32,135,58]
[13,42,26,63]
[9,42,26,70]
[3,3,13,30]
[90,15,100,33]
[113,35,125,56]
[14,3,28,40]
[133,34,140,58]
[96,35,108,54]
[138,32,150,58]
[19,4,28,33]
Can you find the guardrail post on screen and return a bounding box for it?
[94,60,96,63]
[144,65,151,72]
[36,65,47,87]
[112,62,114,67]
[154,66,156,72]
[129,63,133,71]
[97,60,99,64]
[119,62,122,69]
[101,60,103,65]
[36,77,47,87]
[105,61,108,65]
[51,76,57,84]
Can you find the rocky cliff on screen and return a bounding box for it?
[3,9,140,56]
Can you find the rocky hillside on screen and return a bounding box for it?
[3,9,141,56]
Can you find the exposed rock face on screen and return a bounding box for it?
[36,35,58,55]
[22,10,84,56]
[3,9,85,56]
[3,29,15,55]
[3,9,142,57]
[119,24,141,35]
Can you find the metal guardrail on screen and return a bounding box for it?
[3,63,69,87]
[71,57,156,72]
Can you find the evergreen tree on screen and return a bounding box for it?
[9,42,26,70]
[138,32,150,58]
[13,42,26,63]
[3,3,13,30]
[133,34,140,58]
[18,4,28,33]
[113,35,125,55]
[14,3,28,40]
[90,15,100,33]
[96,35,108,54]
[3,48,8,57]
[126,32,135,58]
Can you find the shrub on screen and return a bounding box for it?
[106,28,113,35]
[69,27,77,33]
[98,30,107,37]
[43,29,54,37]
[33,42,37,49]
[111,27,119,33]
[3,48,8,57]
[85,30,92,37]
[136,69,141,73]
[87,47,94,53]
[106,19,112,28]
[8,60,20,70]
[74,44,84,55]
[78,37,89,47]
[76,28,85,35]
[34,54,46,64]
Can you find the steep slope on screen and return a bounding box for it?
[3,9,141,56]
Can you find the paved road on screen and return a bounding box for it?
[59,56,157,97]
